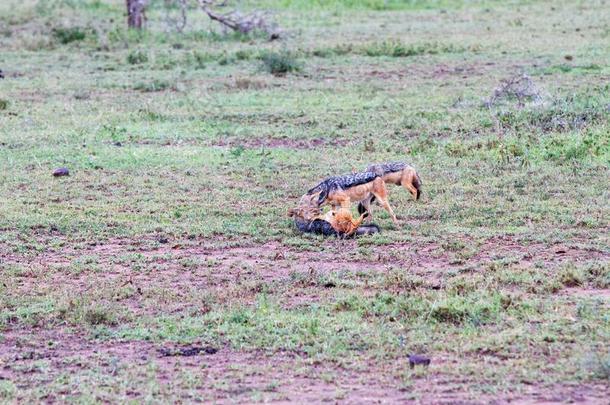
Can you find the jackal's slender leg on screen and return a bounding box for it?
[403,182,418,200]
[376,196,399,225]
[401,170,419,200]
[358,196,374,223]
[371,178,399,225]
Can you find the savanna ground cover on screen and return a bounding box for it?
[0,0,609,402]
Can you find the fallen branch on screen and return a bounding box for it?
[198,0,282,40]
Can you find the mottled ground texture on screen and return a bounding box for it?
[1,0,609,403]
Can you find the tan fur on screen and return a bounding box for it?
[288,192,324,222]
[322,177,398,225]
[323,209,366,236]
[288,194,367,236]
[379,167,420,200]
[359,165,421,224]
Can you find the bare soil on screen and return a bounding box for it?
[0,326,411,403]
[4,233,607,312]
[2,325,607,404]
[2,232,608,402]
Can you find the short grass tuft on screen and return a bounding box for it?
[260,51,301,76]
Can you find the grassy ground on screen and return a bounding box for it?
[0,0,609,402]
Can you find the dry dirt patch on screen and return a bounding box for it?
[5,234,607,294]
[0,326,412,403]
[2,325,607,403]
[1,233,608,402]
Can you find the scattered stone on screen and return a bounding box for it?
[159,346,218,357]
[564,55,574,61]
[52,167,70,177]
[0,69,4,79]
[158,237,169,244]
[408,354,431,369]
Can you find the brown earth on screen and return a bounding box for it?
[1,233,608,402]
[1,325,608,404]
[2,233,608,313]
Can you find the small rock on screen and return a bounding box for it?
[0,69,4,79]
[408,354,431,369]
[52,167,70,177]
[564,55,574,61]
[158,237,169,244]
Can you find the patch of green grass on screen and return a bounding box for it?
[259,0,513,11]
[540,63,605,75]
[260,51,301,76]
[127,49,149,65]
[361,40,466,57]
[558,265,584,287]
[0,0,609,402]
[52,26,87,44]
[495,99,609,135]
[582,350,610,380]
[0,381,16,400]
[132,79,173,92]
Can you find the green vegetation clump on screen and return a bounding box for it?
[132,79,172,92]
[361,40,464,57]
[127,49,149,65]
[260,51,301,76]
[52,26,87,44]
[496,95,609,134]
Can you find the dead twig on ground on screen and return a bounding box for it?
[198,0,282,40]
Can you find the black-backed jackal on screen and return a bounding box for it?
[288,192,380,237]
[358,162,422,221]
[305,171,399,225]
